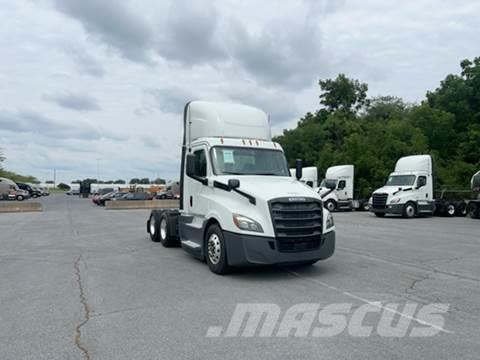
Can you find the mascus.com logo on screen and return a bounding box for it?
[206,302,452,338]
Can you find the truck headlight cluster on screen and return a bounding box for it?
[390,197,401,204]
[233,213,264,233]
[326,212,334,230]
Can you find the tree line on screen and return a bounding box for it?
[274,57,480,197]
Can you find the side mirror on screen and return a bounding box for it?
[295,159,303,180]
[186,154,196,177]
[228,179,240,190]
[306,181,313,187]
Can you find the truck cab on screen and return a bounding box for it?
[370,155,434,218]
[290,166,318,188]
[317,165,354,212]
[147,101,335,274]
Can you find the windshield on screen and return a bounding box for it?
[320,179,337,189]
[386,175,416,186]
[211,147,289,176]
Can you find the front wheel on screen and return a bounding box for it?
[205,224,229,275]
[403,202,416,218]
[16,195,25,201]
[325,199,337,212]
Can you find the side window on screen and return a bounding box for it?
[417,176,427,188]
[194,149,207,177]
[337,180,346,190]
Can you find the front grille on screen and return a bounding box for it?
[372,193,388,209]
[270,198,323,252]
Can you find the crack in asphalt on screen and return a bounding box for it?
[405,272,434,293]
[74,254,91,360]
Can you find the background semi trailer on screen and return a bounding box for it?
[316,165,369,212]
[146,101,336,274]
[369,154,476,218]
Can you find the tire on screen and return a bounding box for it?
[159,212,179,247]
[16,195,25,201]
[456,201,467,217]
[362,201,370,211]
[325,199,337,212]
[467,203,479,219]
[445,203,456,217]
[374,212,385,218]
[402,202,416,218]
[205,224,229,275]
[148,210,161,242]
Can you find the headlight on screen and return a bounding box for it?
[368,197,372,205]
[326,212,334,230]
[233,213,264,233]
[390,197,401,204]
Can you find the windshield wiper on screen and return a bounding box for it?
[221,171,244,175]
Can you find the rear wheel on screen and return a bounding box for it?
[205,224,229,275]
[159,212,179,247]
[403,202,416,218]
[16,195,25,201]
[325,199,337,212]
[467,202,479,219]
[445,203,456,217]
[374,212,385,218]
[149,210,161,242]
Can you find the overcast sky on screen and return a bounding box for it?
[1,0,479,183]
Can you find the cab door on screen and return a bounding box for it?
[185,145,210,216]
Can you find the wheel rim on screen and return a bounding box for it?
[208,233,221,265]
[150,217,155,235]
[406,205,415,217]
[327,202,335,212]
[447,205,455,216]
[160,218,167,240]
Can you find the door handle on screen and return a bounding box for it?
[190,196,193,207]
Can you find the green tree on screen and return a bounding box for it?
[319,73,369,113]
[57,183,70,191]
[114,179,126,184]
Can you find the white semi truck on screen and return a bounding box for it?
[146,101,336,274]
[370,155,435,218]
[316,165,369,212]
[289,166,318,188]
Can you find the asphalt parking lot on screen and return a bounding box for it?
[0,194,479,359]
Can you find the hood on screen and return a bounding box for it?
[215,175,321,201]
[373,185,413,196]
[317,186,335,197]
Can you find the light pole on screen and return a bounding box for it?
[96,158,101,183]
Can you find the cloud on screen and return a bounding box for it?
[228,16,325,89]
[63,44,105,77]
[156,0,226,65]
[42,92,101,112]
[0,109,101,140]
[53,0,153,63]
[141,87,194,114]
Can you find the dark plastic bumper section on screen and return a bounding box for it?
[370,204,404,215]
[224,230,335,266]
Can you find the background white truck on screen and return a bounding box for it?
[467,170,480,218]
[146,101,336,274]
[290,166,318,188]
[317,165,369,212]
[370,155,435,218]
[369,154,477,219]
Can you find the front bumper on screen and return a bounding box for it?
[370,204,403,215]
[224,230,335,266]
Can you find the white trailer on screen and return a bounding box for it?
[146,101,336,274]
